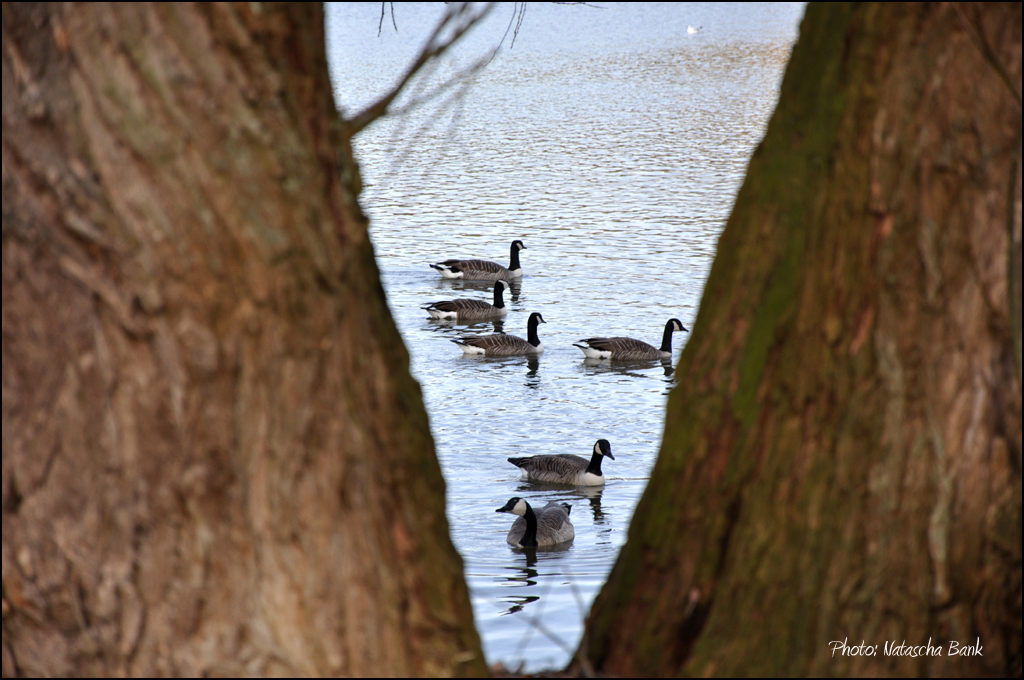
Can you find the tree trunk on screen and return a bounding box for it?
[2,3,484,676]
[582,3,1021,677]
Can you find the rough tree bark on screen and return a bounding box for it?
[2,3,484,676]
[582,3,1021,677]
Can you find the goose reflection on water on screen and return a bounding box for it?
[525,355,540,388]
[575,485,608,526]
[580,356,677,396]
[503,595,541,616]
[497,552,539,616]
[426,316,506,335]
[494,547,573,629]
[515,483,608,526]
[446,352,542,389]
[495,551,585,662]
[581,355,675,378]
[433,276,522,305]
[504,551,538,578]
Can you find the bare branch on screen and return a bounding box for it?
[375,61,481,178]
[350,2,497,134]
[386,52,490,119]
[511,2,527,49]
[491,2,520,65]
[377,2,399,37]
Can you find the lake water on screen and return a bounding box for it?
[325,2,805,671]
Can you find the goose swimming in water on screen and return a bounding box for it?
[496,497,575,548]
[574,318,688,360]
[508,439,615,486]
[422,280,510,320]
[430,239,526,281]
[452,311,545,356]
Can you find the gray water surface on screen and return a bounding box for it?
[326,2,805,671]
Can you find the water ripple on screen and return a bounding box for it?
[327,1,805,671]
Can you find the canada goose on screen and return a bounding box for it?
[574,318,688,360]
[430,240,526,280]
[452,312,545,356]
[496,498,574,548]
[422,280,510,320]
[508,439,614,486]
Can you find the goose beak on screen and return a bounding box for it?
[496,499,517,513]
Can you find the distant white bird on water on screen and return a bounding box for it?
[687,25,702,34]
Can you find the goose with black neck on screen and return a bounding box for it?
[495,497,574,548]
[508,439,615,486]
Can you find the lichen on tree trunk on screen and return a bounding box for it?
[582,3,1022,677]
[2,3,484,676]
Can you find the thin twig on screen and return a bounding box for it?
[377,2,398,36]
[373,57,483,179]
[488,2,521,67]
[510,2,527,49]
[486,2,602,67]
[481,550,594,673]
[386,53,490,119]
[350,2,496,134]
[510,562,578,660]
[567,578,596,678]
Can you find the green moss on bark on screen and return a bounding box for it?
[583,3,1021,676]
